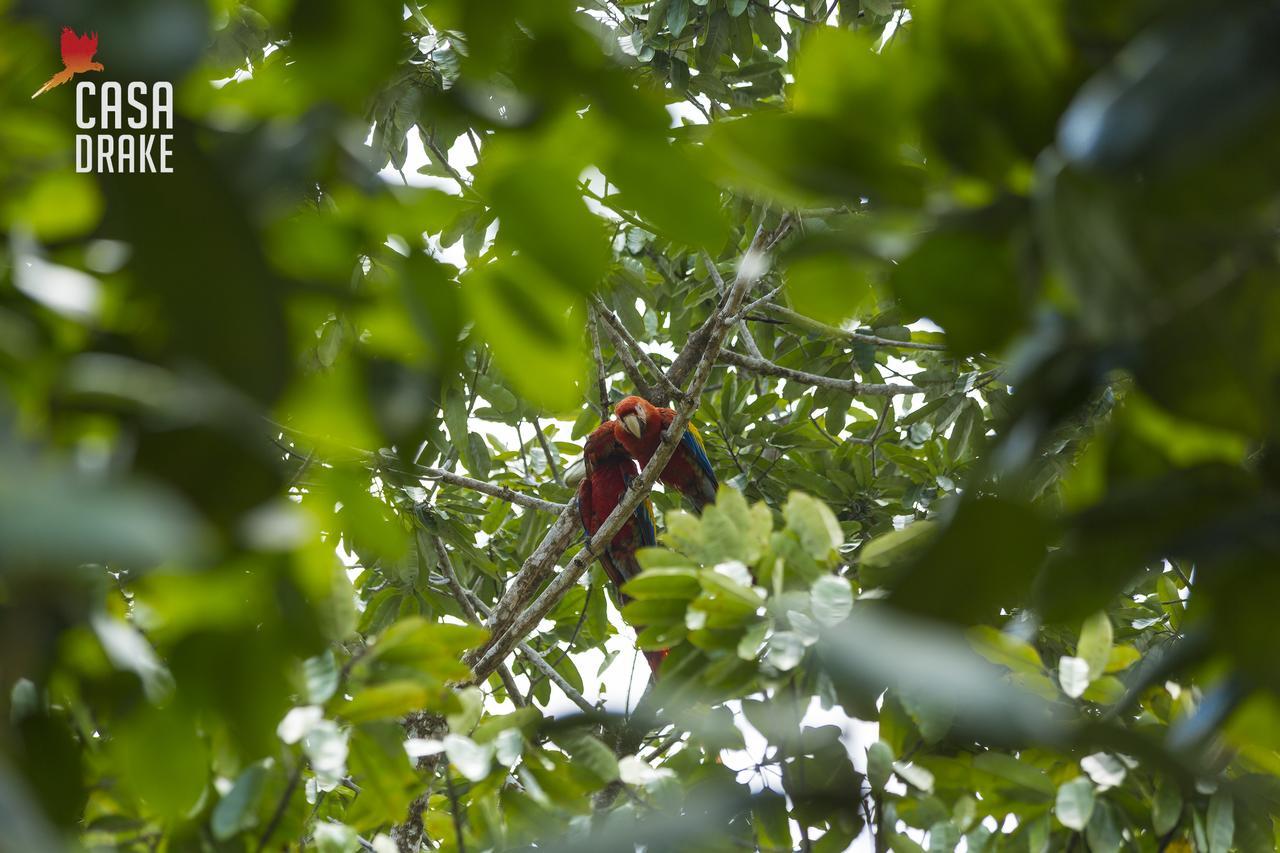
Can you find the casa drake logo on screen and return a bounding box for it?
[33,27,174,174]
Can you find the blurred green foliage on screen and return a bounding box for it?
[2,0,1280,850]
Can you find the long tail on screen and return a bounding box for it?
[32,68,73,99]
[601,550,666,676]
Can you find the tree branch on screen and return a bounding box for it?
[717,349,922,396]
[591,297,684,402]
[466,227,772,682]
[762,303,948,351]
[588,313,611,418]
[590,304,659,402]
[666,222,789,391]
[463,589,596,715]
[429,535,525,708]
[532,420,565,487]
[702,250,765,360]
[731,283,786,324]
[416,466,565,514]
[477,500,583,640]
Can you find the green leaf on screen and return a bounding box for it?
[968,627,1045,675]
[622,567,702,600]
[304,651,340,705]
[972,753,1054,800]
[1055,776,1095,831]
[112,705,208,820]
[346,724,419,830]
[699,10,730,71]
[1077,611,1113,681]
[884,498,1049,624]
[340,681,443,723]
[858,520,939,588]
[891,231,1025,357]
[753,790,791,851]
[785,252,878,326]
[482,499,512,534]
[447,686,485,734]
[1207,789,1234,853]
[1086,800,1123,853]
[463,256,587,413]
[366,617,487,682]
[667,0,690,37]
[558,731,620,786]
[211,763,268,841]
[1105,645,1141,674]
[810,575,854,627]
[783,492,844,560]
[1153,779,1183,836]
[867,741,893,793]
[480,140,610,295]
[0,450,210,572]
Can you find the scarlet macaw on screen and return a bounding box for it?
[613,395,718,513]
[578,422,666,674]
[32,29,104,99]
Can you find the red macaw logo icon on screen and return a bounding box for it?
[32,28,104,99]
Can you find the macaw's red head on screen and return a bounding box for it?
[614,395,659,442]
[582,421,629,470]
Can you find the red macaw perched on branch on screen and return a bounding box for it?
[613,395,718,513]
[576,422,666,674]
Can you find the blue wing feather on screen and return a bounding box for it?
[635,498,657,547]
[621,469,658,547]
[681,424,718,492]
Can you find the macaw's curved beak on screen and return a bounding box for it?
[621,412,644,438]
[564,457,587,486]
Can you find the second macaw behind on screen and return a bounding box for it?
[578,422,666,674]
[613,395,718,513]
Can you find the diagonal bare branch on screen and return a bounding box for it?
[590,304,659,402]
[462,589,596,715]
[591,297,684,403]
[466,227,773,682]
[428,534,524,708]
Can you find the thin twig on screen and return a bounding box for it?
[731,283,787,323]
[424,135,478,200]
[430,535,524,708]
[532,420,565,487]
[443,766,467,853]
[588,313,611,418]
[464,590,596,714]
[524,584,594,703]
[702,250,765,360]
[416,466,564,514]
[763,303,948,351]
[718,349,922,396]
[591,304,658,402]
[255,761,302,852]
[591,297,684,402]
